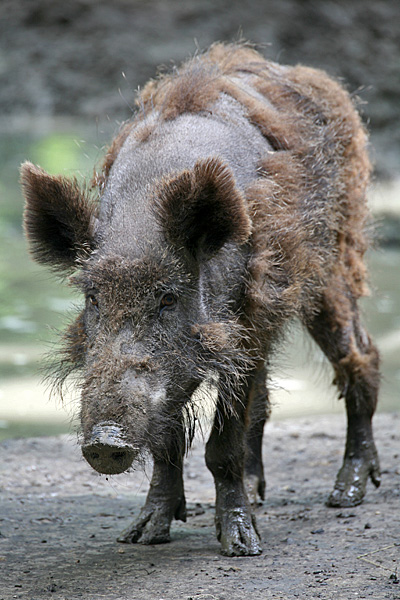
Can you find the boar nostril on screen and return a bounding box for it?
[82,443,137,474]
[111,451,127,464]
[82,422,138,475]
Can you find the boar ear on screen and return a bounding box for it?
[21,162,97,271]
[155,158,251,260]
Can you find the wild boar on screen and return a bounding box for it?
[21,43,381,556]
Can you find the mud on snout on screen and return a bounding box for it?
[80,364,168,475]
[82,422,139,475]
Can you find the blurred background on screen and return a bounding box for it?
[0,0,399,441]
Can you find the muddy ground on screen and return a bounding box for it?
[1,413,399,600]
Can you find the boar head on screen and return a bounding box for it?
[21,158,252,474]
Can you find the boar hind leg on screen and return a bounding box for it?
[244,364,270,504]
[118,432,186,545]
[305,284,381,507]
[205,381,262,556]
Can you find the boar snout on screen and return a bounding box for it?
[82,422,138,475]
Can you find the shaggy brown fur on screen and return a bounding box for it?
[74,252,193,328]
[92,121,133,191]
[96,42,371,347]
[22,42,380,556]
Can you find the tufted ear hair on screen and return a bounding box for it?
[154,157,251,260]
[21,162,97,272]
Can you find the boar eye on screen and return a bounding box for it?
[159,293,176,315]
[87,294,99,310]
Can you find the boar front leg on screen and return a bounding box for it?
[244,364,270,504]
[305,282,381,507]
[205,378,262,556]
[118,429,186,545]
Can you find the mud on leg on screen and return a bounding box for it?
[205,377,262,556]
[118,426,186,545]
[244,363,270,504]
[305,288,381,507]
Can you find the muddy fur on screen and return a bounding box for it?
[96,43,371,335]
[22,42,381,555]
[60,250,253,451]
[23,41,377,450]
[23,40,377,451]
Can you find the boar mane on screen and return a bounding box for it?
[95,42,371,337]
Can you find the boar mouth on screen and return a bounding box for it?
[82,421,139,475]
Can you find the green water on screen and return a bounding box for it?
[0,126,103,345]
[0,122,399,440]
[0,122,106,440]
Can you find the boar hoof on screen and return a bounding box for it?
[327,450,381,508]
[217,508,262,556]
[117,505,171,545]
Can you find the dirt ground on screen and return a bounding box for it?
[1,412,399,600]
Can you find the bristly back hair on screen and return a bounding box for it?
[91,41,372,350]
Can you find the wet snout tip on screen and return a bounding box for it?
[82,422,138,475]
[82,443,137,474]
